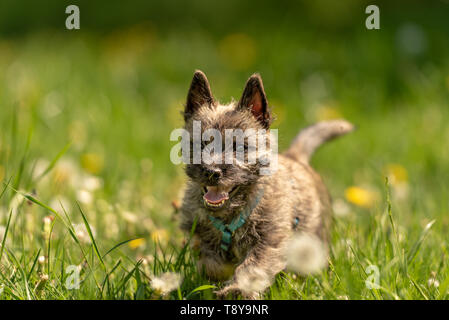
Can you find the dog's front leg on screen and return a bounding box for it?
[215,243,286,299]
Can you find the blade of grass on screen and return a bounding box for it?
[115,260,143,298]
[407,220,435,264]
[47,217,57,275]
[12,125,33,193]
[34,142,71,183]
[102,238,140,260]
[27,248,42,279]
[0,176,12,200]
[185,285,216,299]
[100,259,122,297]
[5,248,34,300]
[17,189,102,291]
[77,202,105,271]
[0,209,13,264]
[408,274,429,300]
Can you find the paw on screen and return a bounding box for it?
[214,283,260,300]
[214,283,240,299]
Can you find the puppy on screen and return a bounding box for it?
[179,70,353,299]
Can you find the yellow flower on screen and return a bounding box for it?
[151,229,168,244]
[81,153,104,174]
[345,186,378,208]
[218,33,256,70]
[315,104,342,121]
[68,121,87,150]
[128,238,146,250]
[384,164,408,186]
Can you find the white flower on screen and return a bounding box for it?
[40,273,49,281]
[76,189,93,205]
[42,91,63,118]
[393,182,409,201]
[122,210,138,224]
[53,158,80,188]
[104,213,119,238]
[42,216,54,240]
[428,278,440,288]
[73,223,95,244]
[0,225,5,241]
[332,198,350,217]
[150,272,182,295]
[286,233,328,275]
[81,175,103,192]
[138,255,154,266]
[32,158,50,180]
[38,255,46,264]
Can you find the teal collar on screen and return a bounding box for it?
[208,190,264,251]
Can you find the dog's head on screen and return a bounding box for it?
[183,70,273,212]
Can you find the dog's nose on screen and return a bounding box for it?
[205,168,222,182]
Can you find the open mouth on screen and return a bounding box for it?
[202,185,239,209]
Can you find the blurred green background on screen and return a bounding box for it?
[0,0,449,299]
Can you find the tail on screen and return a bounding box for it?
[284,120,355,164]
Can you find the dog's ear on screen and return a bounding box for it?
[184,70,215,120]
[238,73,270,128]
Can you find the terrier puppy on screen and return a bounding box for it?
[179,70,353,299]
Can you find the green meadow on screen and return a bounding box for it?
[0,0,449,299]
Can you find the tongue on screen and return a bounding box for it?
[203,186,229,204]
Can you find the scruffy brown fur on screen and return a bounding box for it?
[179,70,354,299]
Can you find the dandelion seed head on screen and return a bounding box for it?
[150,272,182,296]
[286,233,327,275]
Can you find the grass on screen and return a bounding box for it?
[1,11,449,299]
